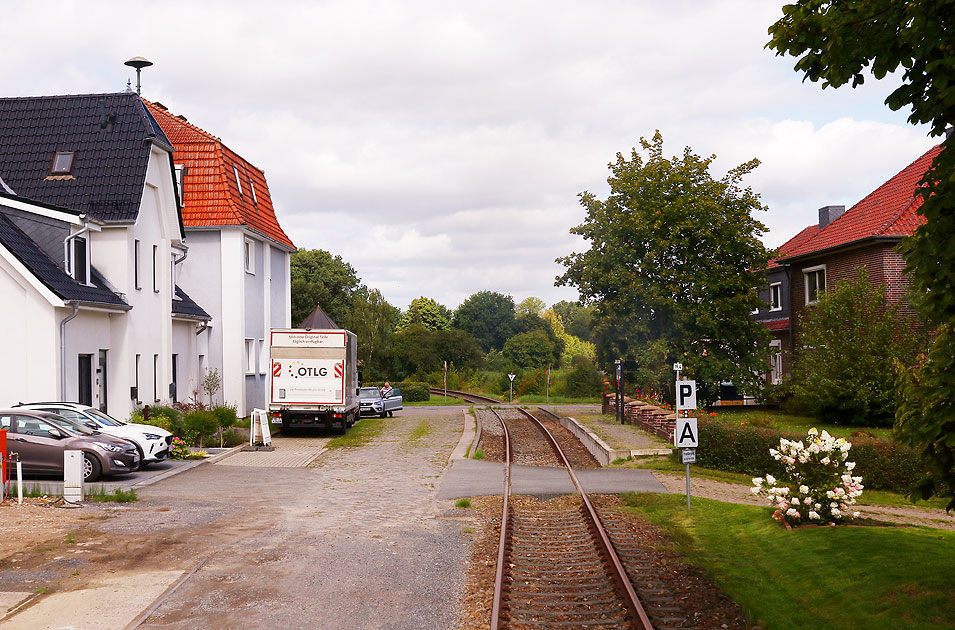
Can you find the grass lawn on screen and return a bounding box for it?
[408,395,469,406]
[710,407,894,440]
[620,493,955,630]
[325,416,386,448]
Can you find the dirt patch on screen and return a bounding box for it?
[0,499,102,561]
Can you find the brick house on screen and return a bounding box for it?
[759,144,940,382]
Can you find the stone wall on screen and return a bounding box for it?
[603,394,675,442]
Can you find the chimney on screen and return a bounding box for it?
[818,205,846,229]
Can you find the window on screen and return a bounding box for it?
[151,245,158,292]
[233,165,243,196]
[804,265,826,305]
[245,339,255,374]
[244,238,255,274]
[70,236,88,284]
[50,151,74,175]
[134,354,141,403]
[134,240,141,290]
[769,283,782,312]
[769,340,783,385]
[171,354,178,403]
[248,177,257,207]
[258,338,266,374]
[174,164,185,203]
[153,354,159,402]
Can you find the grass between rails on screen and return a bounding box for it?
[619,493,955,630]
[325,417,387,448]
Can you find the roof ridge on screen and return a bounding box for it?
[143,99,220,143]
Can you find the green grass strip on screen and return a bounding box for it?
[620,493,955,630]
[325,417,387,448]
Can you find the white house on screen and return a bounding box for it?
[145,101,295,416]
[0,92,210,417]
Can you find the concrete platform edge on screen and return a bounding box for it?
[556,414,672,466]
[448,410,476,462]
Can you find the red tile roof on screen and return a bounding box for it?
[143,100,295,250]
[781,145,941,260]
[769,224,819,268]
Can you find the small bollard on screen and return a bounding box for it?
[63,450,85,502]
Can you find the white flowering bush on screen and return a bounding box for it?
[752,428,864,526]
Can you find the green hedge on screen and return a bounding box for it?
[686,418,925,494]
[367,381,430,402]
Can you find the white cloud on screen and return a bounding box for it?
[0,0,937,310]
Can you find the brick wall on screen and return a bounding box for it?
[604,394,675,442]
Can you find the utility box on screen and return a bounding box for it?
[1,429,6,482]
[63,450,84,502]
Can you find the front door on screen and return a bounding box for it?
[78,355,93,406]
[98,350,108,413]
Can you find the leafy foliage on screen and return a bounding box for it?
[767,0,955,509]
[452,291,518,351]
[341,287,400,378]
[290,249,361,326]
[516,296,546,317]
[389,324,482,377]
[557,131,772,404]
[502,330,555,369]
[396,296,452,331]
[792,269,925,426]
[563,358,604,398]
[551,300,595,341]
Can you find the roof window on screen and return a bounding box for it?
[233,165,243,196]
[50,151,74,175]
[248,177,257,207]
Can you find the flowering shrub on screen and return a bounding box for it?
[170,437,191,460]
[752,428,864,526]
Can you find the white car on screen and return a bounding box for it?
[14,402,173,466]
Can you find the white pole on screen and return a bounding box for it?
[16,461,23,505]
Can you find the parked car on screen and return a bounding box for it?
[357,387,403,418]
[14,402,173,466]
[0,409,140,481]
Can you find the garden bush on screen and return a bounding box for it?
[220,429,247,448]
[690,418,924,494]
[183,409,218,447]
[368,381,430,402]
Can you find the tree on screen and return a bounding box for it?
[389,323,482,377]
[516,296,546,318]
[341,288,400,378]
[502,330,555,369]
[453,291,518,351]
[557,131,771,404]
[792,269,924,426]
[543,309,595,367]
[515,311,563,365]
[396,296,452,331]
[290,249,361,326]
[551,300,594,341]
[767,0,955,508]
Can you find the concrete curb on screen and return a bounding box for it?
[448,410,476,462]
[130,443,246,489]
[554,414,672,467]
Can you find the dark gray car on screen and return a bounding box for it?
[1,409,140,481]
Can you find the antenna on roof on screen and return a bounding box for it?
[124,56,153,95]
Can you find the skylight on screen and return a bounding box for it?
[248,176,257,206]
[233,165,242,196]
[50,151,74,175]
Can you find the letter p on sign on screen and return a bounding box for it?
[676,380,697,411]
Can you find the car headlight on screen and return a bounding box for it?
[94,441,124,453]
[143,433,163,440]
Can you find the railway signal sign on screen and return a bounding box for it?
[674,417,699,448]
[676,380,697,411]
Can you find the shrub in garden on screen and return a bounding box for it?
[220,429,247,448]
[183,409,218,447]
[211,404,238,447]
[170,437,191,459]
[753,429,864,526]
[563,360,604,398]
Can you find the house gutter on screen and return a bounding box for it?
[59,302,79,400]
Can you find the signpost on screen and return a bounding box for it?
[508,373,516,403]
[615,359,623,424]
[674,377,698,511]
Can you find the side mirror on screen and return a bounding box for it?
[47,428,65,439]
[85,421,98,430]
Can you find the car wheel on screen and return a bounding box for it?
[379,411,387,418]
[135,445,150,469]
[84,453,102,482]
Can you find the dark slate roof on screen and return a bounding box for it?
[0,92,173,223]
[0,209,129,308]
[298,303,339,329]
[173,285,211,320]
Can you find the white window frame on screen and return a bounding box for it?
[769,282,782,312]
[134,239,141,290]
[244,237,255,275]
[69,234,90,285]
[174,164,185,204]
[152,244,159,293]
[153,353,160,402]
[769,340,783,385]
[804,265,826,305]
[258,338,267,374]
[233,165,243,196]
[248,176,257,206]
[245,339,255,375]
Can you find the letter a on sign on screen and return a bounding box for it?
[676,380,697,411]
[674,417,699,448]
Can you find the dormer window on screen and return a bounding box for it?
[233,165,243,196]
[69,235,89,284]
[50,151,74,175]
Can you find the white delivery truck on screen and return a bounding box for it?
[269,328,359,434]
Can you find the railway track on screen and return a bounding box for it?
[488,407,654,630]
[428,387,502,405]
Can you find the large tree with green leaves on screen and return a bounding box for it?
[396,296,452,331]
[452,290,518,351]
[389,323,482,377]
[767,1,955,509]
[290,249,361,326]
[557,131,772,404]
[340,288,400,379]
[551,300,594,341]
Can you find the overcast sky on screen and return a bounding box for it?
[2,1,937,311]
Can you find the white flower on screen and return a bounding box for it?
[831,508,842,518]
[830,502,839,509]
[750,486,761,495]
[814,503,822,510]
[852,512,860,518]
[803,497,812,505]
[786,508,800,518]
[809,510,820,520]
[765,474,776,485]
[799,485,809,495]
[820,457,830,465]
[791,497,800,506]
[808,427,818,436]
[846,462,856,471]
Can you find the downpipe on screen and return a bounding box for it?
[59,303,79,400]
[62,215,90,278]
